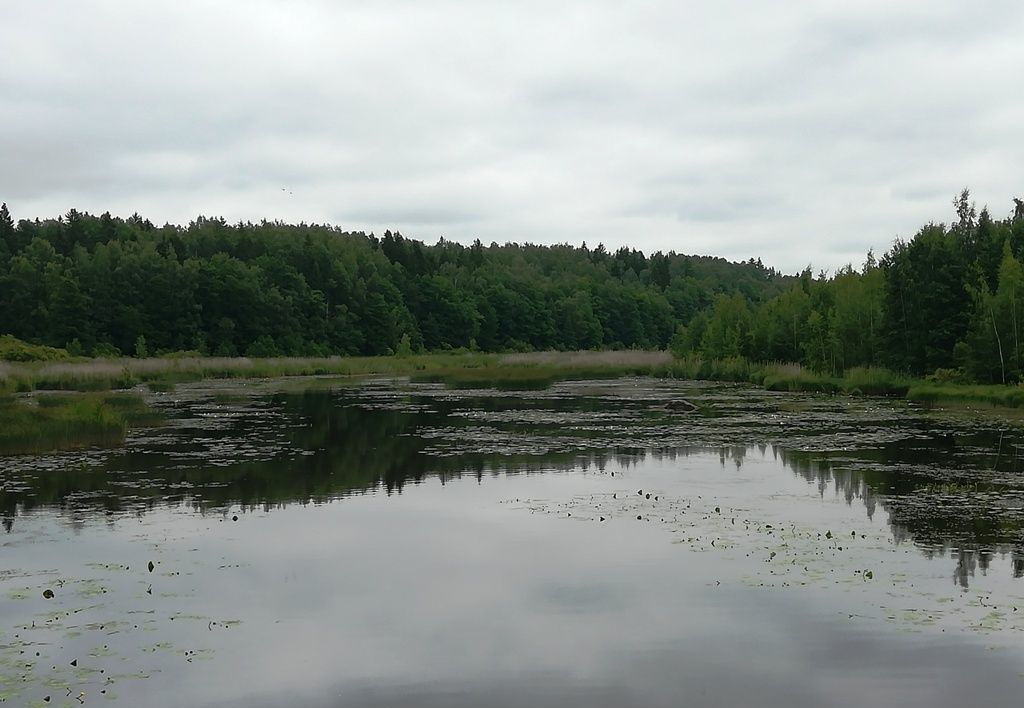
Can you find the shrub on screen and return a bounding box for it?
[0,335,70,362]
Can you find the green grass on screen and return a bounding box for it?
[412,364,632,390]
[906,383,1024,409]
[652,355,758,383]
[2,346,1022,412]
[0,351,673,394]
[654,357,911,396]
[0,393,143,454]
[0,353,503,393]
[841,366,911,396]
[413,351,672,390]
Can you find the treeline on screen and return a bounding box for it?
[672,191,1024,383]
[5,193,1024,383]
[0,204,788,358]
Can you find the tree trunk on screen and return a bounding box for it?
[991,303,1006,384]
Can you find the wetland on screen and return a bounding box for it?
[3,377,1024,707]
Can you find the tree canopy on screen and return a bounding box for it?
[0,207,788,358]
[5,192,1024,384]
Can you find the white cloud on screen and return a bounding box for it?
[3,0,1023,272]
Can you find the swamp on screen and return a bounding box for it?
[3,375,1024,707]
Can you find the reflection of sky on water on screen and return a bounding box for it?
[6,464,1024,708]
[5,379,1024,705]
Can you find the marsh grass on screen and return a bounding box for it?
[906,384,1024,409]
[649,357,912,396]
[499,350,671,369]
[841,366,911,396]
[413,351,673,390]
[0,353,502,393]
[650,355,761,383]
[0,393,141,454]
[412,364,630,390]
[0,348,1011,409]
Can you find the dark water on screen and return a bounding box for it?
[4,378,1024,707]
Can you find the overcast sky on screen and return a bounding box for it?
[3,1,1023,273]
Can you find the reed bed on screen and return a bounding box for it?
[499,350,672,368]
[0,393,138,454]
[0,353,501,392]
[907,384,1024,409]
[0,348,1013,411]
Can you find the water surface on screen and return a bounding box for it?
[3,378,1024,707]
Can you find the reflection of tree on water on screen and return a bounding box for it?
[665,440,1024,583]
[953,549,994,589]
[0,390,637,530]
[6,384,1024,585]
[725,441,1024,584]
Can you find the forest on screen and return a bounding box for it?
[0,203,786,358]
[1,190,1024,384]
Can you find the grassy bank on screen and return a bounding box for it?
[905,384,1024,409]
[0,350,671,394]
[0,352,501,394]
[3,347,1023,411]
[650,357,911,396]
[0,393,150,454]
[413,351,671,390]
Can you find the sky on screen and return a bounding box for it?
[3,0,1023,274]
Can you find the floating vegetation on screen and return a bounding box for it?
[908,383,1024,409]
[514,488,1024,639]
[0,555,243,706]
[6,377,1024,703]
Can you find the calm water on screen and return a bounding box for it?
[4,378,1024,707]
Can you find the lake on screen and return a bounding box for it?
[3,377,1024,707]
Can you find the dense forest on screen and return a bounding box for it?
[669,191,1024,384]
[0,203,787,358]
[2,191,1024,383]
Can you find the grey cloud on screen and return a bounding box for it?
[342,206,482,226]
[3,0,1024,272]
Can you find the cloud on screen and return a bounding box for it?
[3,0,1024,272]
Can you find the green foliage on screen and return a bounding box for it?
[700,294,751,359]
[0,393,138,454]
[395,333,414,358]
[668,325,691,359]
[926,367,965,384]
[841,366,910,396]
[92,342,121,358]
[411,359,654,390]
[907,384,1024,409]
[0,210,791,359]
[0,335,69,362]
[6,192,1024,393]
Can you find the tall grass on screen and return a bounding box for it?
[841,366,911,396]
[649,355,758,383]
[0,394,138,454]
[412,351,670,390]
[500,350,672,369]
[0,348,1014,410]
[907,384,1024,408]
[0,353,502,393]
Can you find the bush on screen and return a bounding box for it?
[395,333,414,358]
[841,366,910,396]
[245,335,280,358]
[0,335,70,362]
[91,342,122,358]
[926,367,965,384]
